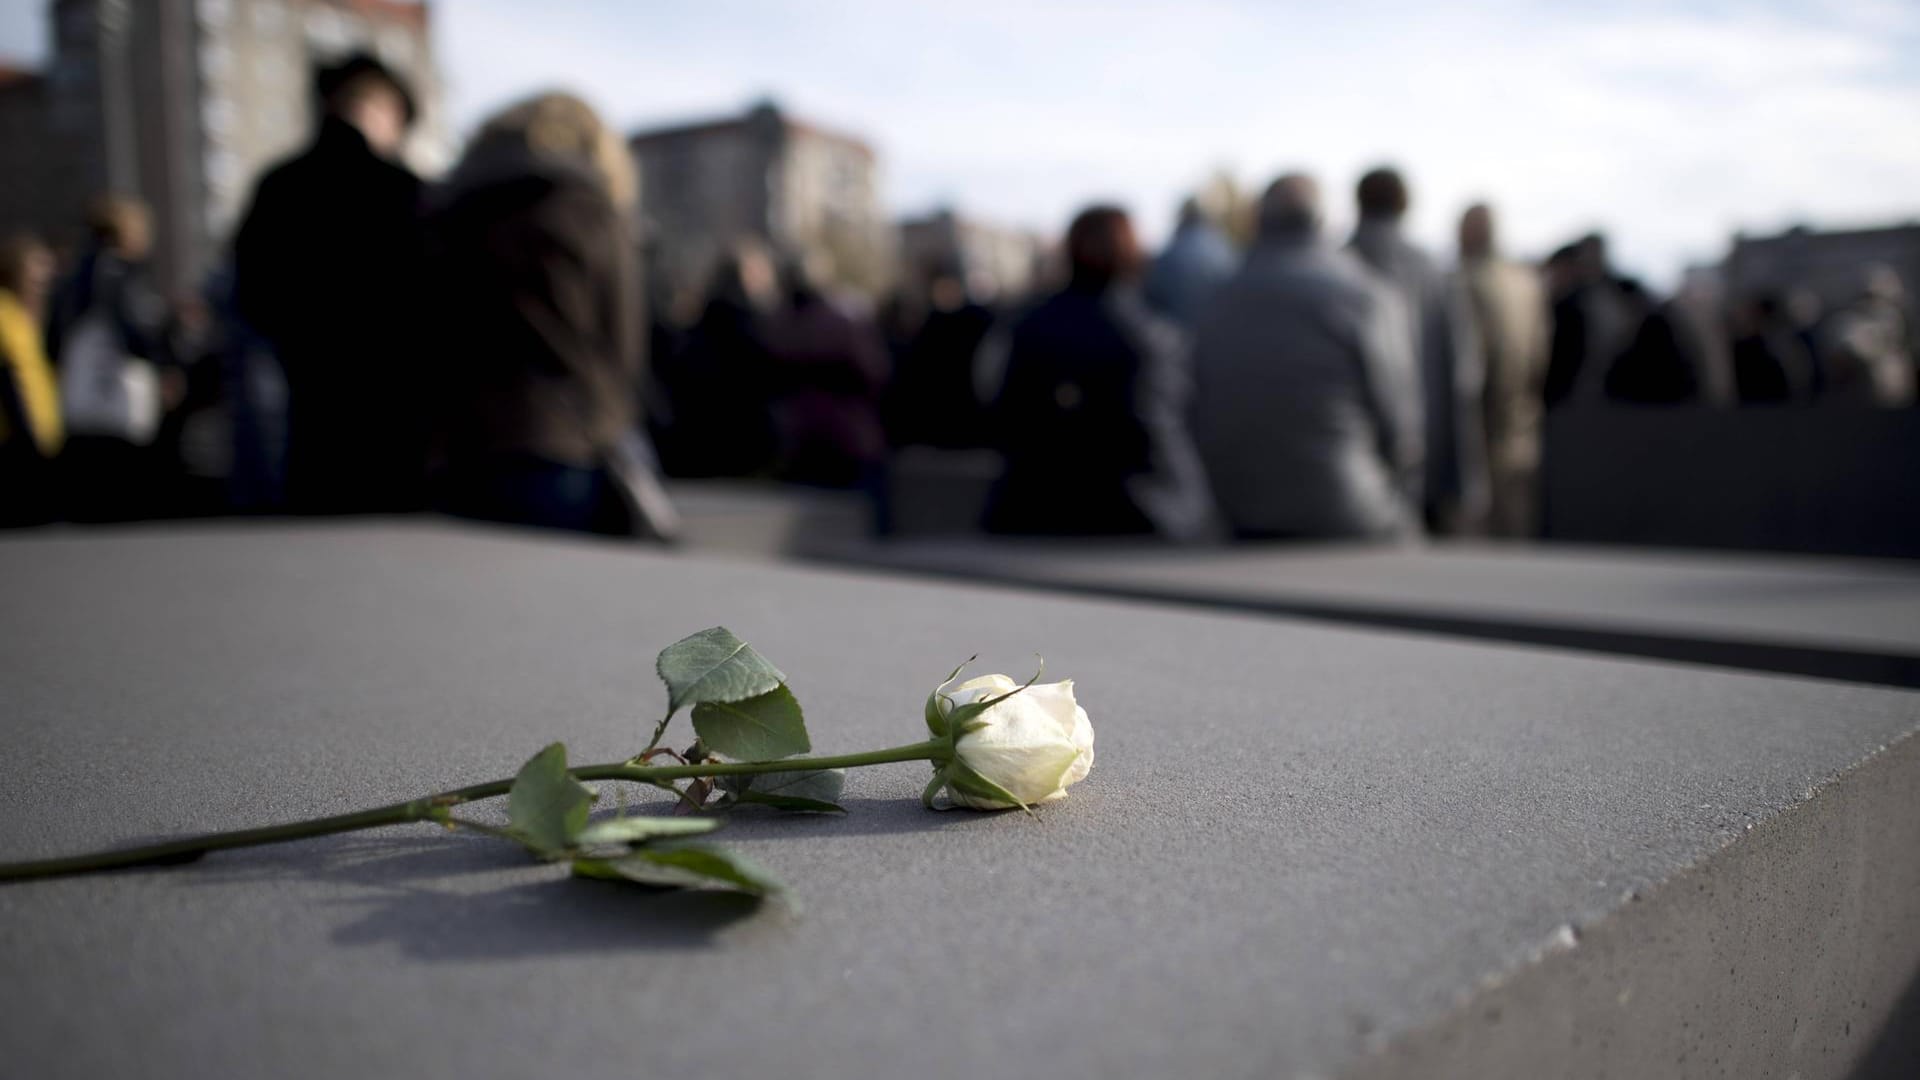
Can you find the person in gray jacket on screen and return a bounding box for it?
[1349,167,1487,534]
[1192,174,1422,540]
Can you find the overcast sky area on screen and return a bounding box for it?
[4,0,1918,285]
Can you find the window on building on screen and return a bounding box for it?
[201,95,236,138]
[199,40,232,79]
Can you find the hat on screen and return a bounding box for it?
[315,52,417,126]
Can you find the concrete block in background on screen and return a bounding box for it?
[812,537,1920,687]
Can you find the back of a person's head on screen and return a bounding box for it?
[1065,205,1141,289]
[1543,243,1586,296]
[1860,262,1904,303]
[316,52,416,158]
[0,232,53,298]
[465,91,636,211]
[708,239,777,311]
[1578,232,1611,273]
[780,251,835,308]
[86,195,151,259]
[1355,167,1409,220]
[1458,203,1496,258]
[1257,173,1322,239]
[317,53,415,120]
[923,257,965,308]
[1747,290,1786,321]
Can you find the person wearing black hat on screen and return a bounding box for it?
[232,52,429,513]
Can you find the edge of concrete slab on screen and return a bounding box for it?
[803,549,1920,690]
[1342,724,1920,1080]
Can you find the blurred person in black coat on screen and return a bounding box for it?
[884,263,995,449]
[1731,292,1816,404]
[233,53,427,513]
[980,206,1211,540]
[651,244,780,477]
[1602,279,1703,405]
[1544,235,1637,408]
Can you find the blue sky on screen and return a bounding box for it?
[5,0,1918,284]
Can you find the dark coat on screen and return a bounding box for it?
[427,146,641,471]
[47,249,172,372]
[652,296,778,478]
[233,116,427,512]
[983,283,1211,539]
[1545,278,1638,408]
[763,292,888,487]
[1732,328,1814,404]
[1606,304,1704,404]
[885,301,995,449]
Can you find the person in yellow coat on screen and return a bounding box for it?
[0,233,62,525]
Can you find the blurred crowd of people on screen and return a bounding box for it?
[2,55,1916,541]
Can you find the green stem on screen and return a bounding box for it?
[0,739,948,883]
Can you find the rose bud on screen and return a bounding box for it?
[924,672,1095,811]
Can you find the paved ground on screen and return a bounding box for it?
[1,521,1916,1079]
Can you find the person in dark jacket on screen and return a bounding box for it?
[232,53,426,514]
[1543,234,1638,408]
[1731,292,1816,404]
[763,257,890,487]
[426,92,647,535]
[1602,279,1704,405]
[884,265,995,449]
[980,205,1211,539]
[651,243,780,477]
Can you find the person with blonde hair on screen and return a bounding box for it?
[0,233,61,524]
[427,90,665,536]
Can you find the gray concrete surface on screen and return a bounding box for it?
[1,521,1916,1080]
[667,479,868,557]
[813,537,1920,687]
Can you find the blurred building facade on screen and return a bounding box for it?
[630,100,892,302]
[1724,223,1920,314]
[896,207,1047,300]
[0,0,446,295]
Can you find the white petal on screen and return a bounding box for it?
[957,738,1081,803]
[955,692,1083,802]
[1060,704,1095,788]
[1022,680,1082,737]
[945,673,1019,711]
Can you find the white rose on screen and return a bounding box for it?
[924,673,1095,810]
